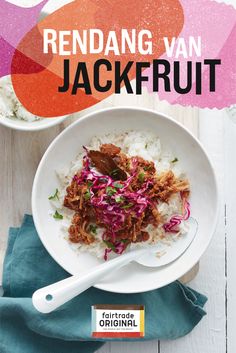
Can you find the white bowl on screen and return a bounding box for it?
[0,114,68,132]
[0,1,71,132]
[32,107,219,293]
[0,71,68,131]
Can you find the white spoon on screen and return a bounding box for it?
[32,218,197,313]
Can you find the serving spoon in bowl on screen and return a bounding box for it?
[32,218,197,313]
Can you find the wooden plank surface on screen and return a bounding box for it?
[0,97,229,353]
[160,110,226,353]
[225,108,236,353]
[0,90,199,353]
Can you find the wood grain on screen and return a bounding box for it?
[160,109,226,353]
[225,110,236,353]
[0,90,227,353]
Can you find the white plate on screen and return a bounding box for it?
[32,107,219,293]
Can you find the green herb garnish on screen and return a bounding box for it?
[89,224,97,234]
[53,210,63,220]
[106,186,117,196]
[84,190,91,201]
[120,239,129,244]
[114,182,124,189]
[48,189,59,201]
[143,165,152,171]
[171,157,178,163]
[115,195,125,203]
[103,240,116,252]
[87,181,93,187]
[121,203,134,209]
[145,143,148,149]
[138,172,145,183]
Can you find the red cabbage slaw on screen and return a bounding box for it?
[74,151,190,259]
[73,152,154,259]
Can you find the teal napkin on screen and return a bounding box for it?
[0,215,207,353]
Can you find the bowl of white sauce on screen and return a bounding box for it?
[0,75,68,131]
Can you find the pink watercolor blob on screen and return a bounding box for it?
[0,0,49,77]
[144,0,236,109]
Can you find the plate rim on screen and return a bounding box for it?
[0,114,68,132]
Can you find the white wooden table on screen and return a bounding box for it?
[1,0,236,351]
[0,90,233,353]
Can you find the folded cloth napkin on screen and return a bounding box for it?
[0,215,207,353]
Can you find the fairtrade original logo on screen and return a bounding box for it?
[91,305,145,338]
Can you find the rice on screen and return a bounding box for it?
[50,131,190,259]
[0,75,41,122]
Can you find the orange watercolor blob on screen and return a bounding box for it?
[11,0,184,117]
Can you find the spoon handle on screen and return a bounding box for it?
[32,248,146,313]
